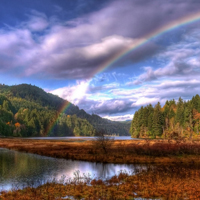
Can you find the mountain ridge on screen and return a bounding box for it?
[0,83,130,136]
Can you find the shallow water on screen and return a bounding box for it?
[0,148,142,191]
[27,136,138,140]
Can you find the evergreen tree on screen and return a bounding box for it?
[176,97,184,126]
[130,95,200,138]
[152,102,163,137]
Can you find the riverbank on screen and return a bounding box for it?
[1,163,200,199]
[1,138,200,164]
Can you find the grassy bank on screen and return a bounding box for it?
[0,138,200,164]
[1,164,200,199]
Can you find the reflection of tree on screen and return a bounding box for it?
[0,149,65,189]
[91,162,145,179]
[93,163,112,178]
[0,149,150,191]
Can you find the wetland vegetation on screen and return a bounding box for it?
[1,159,200,199]
[1,138,200,199]
[1,138,200,164]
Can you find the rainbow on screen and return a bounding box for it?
[47,11,200,135]
[46,101,72,135]
[93,11,200,76]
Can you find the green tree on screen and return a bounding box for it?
[152,102,163,137]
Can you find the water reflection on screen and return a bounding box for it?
[27,136,138,140]
[0,148,143,191]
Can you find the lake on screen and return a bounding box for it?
[27,136,138,140]
[0,148,143,191]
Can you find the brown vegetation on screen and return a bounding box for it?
[1,138,200,164]
[1,138,200,199]
[1,164,200,199]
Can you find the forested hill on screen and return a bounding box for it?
[130,95,200,139]
[0,84,130,137]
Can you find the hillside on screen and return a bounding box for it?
[0,84,130,137]
[130,95,200,139]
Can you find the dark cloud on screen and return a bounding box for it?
[86,0,200,38]
[81,98,134,115]
[1,0,200,80]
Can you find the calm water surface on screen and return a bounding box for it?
[28,136,138,140]
[0,148,142,191]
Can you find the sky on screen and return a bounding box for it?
[1,0,200,121]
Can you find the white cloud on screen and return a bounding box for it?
[27,16,49,31]
[132,97,159,107]
[49,77,200,118]
[50,80,90,105]
[103,114,133,121]
[0,20,140,79]
[82,35,134,60]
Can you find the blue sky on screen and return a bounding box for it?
[1,0,200,121]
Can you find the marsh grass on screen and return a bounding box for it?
[1,138,200,164]
[1,138,200,199]
[1,164,200,199]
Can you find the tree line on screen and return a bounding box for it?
[0,95,95,137]
[130,95,200,139]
